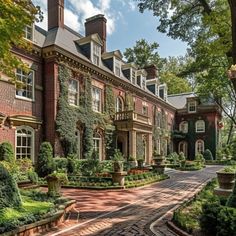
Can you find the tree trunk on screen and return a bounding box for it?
[228,0,236,91]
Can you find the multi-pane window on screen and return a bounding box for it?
[156,112,161,128]
[116,97,123,112]
[196,120,205,133]
[93,133,102,160]
[16,69,34,100]
[131,69,136,84]
[75,129,81,159]
[68,79,79,106]
[16,126,34,161]
[24,25,33,41]
[179,121,188,133]
[195,140,204,155]
[92,86,102,112]
[188,101,196,113]
[142,77,146,89]
[137,75,141,86]
[156,139,161,155]
[115,60,121,77]
[92,43,100,66]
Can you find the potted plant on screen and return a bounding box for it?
[46,171,68,197]
[128,155,137,168]
[216,167,236,190]
[152,149,165,166]
[112,149,124,172]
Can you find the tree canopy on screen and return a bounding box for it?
[0,0,42,79]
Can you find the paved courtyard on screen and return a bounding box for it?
[42,165,222,236]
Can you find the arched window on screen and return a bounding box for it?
[75,129,81,159]
[93,132,102,160]
[195,140,204,155]
[16,126,34,161]
[179,121,188,133]
[116,96,124,112]
[178,141,188,158]
[196,120,205,133]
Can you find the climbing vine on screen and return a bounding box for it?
[56,64,116,158]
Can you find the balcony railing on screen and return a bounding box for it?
[114,110,152,125]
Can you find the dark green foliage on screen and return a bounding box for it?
[0,163,22,208]
[54,157,68,172]
[200,202,221,235]
[0,142,14,163]
[67,154,76,174]
[227,182,236,208]
[203,149,213,160]
[231,138,236,161]
[27,170,38,184]
[36,142,55,177]
[56,65,115,158]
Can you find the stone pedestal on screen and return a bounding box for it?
[152,164,165,174]
[111,171,127,186]
[214,188,232,197]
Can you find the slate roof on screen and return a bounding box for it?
[167,92,196,109]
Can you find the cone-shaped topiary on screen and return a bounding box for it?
[226,180,236,208]
[0,142,14,163]
[36,142,55,177]
[0,163,22,208]
[203,149,213,160]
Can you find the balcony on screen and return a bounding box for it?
[114,110,152,126]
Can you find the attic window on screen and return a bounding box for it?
[92,42,101,66]
[137,75,141,86]
[188,101,197,113]
[158,84,167,101]
[131,69,136,84]
[24,24,33,41]
[114,59,121,77]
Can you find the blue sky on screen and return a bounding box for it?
[32,0,188,58]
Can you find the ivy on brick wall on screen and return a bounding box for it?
[56,64,116,158]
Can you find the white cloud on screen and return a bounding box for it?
[32,0,136,35]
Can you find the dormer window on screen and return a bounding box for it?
[114,59,121,77]
[158,84,167,101]
[188,101,197,113]
[131,69,136,84]
[92,42,101,66]
[24,24,33,41]
[142,77,146,90]
[137,75,141,86]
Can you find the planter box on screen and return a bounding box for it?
[216,171,235,190]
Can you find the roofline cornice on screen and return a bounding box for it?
[42,45,176,111]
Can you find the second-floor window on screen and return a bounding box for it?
[116,97,123,112]
[24,25,33,41]
[68,79,79,106]
[142,105,148,115]
[196,120,205,133]
[179,121,188,133]
[92,86,102,112]
[16,69,34,100]
[92,43,100,66]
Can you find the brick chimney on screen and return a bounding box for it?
[48,0,64,30]
[85,14,107,53]
[144,65,158,80]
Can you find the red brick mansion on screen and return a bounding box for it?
[0,0,222,163]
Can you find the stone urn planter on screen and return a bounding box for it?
[216,171,235,189]
[113,161,124,172]
[111,171,127,186]
[137,159,144,168]
[152,150,165,174]
[46,172,68,197]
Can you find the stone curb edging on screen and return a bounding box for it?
[167,221,192,236]
[0,200,76,236]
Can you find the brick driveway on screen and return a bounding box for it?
[42,165,222,236]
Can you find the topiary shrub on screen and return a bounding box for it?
[203,149,213,160]
[227,181,236,208]
[0,163,22,208]
[36,142,55,177]
[0,142,14,163]
[27,170,39,184]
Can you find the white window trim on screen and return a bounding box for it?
[179,121,188,133]
[91,41,101,66]
[15,125,35,163]
[178,141,188,157]
[23,23,34,42]
[114,57,121,77]
[93,133,102,161]
[68,79,79,106]
[195,120,205,133]
[116,96,124,112]
[15,69,35,102]
[131,68,136,84]
[188,101,197,113]
[195,139,204,155]
[92,86,102,113]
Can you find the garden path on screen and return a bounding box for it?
[40,165,222,236]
